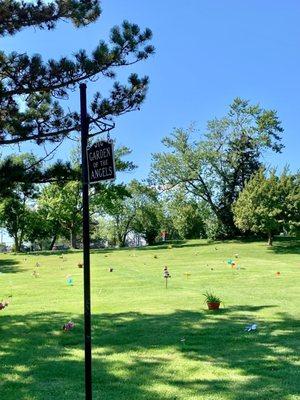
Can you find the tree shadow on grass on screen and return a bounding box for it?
[0,258,21,274]
[268,238,300,255]
[0,306,299,400]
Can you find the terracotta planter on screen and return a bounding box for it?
[207,301,220,310]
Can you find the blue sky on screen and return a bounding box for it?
[2,0,300,185]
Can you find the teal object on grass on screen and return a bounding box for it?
[66,276,73,286]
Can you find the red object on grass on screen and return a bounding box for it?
[207,302,220,310]
[0,301,8,310]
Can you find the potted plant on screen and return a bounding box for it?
[203,291,221,310]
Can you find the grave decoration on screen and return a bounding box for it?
[63,321,75,332]
[244,323,257,332]
[66,275,74,286]
[0,300,8,310]
[163,266,171,288]
[32,270,39,278]
[203,291,222,310]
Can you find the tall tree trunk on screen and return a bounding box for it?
[14,236,20,252]
[121,233,127,247]
[50,234,57,250]
[267,232,273,246]
[70,230,77,249]
[117,232,125,247]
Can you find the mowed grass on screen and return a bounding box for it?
[0,238,299,400]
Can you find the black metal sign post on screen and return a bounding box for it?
[80,83,92,400]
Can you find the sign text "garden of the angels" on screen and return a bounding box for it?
[87,140,116,183]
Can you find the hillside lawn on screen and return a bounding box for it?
[0,238,299,400]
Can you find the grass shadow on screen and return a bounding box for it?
[0,305,298,399]
[0,258,21,273]
[268,238,300,255]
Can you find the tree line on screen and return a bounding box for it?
[1,97,299,251]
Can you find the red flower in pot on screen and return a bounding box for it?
[203,291,222,310]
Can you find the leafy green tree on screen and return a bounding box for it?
[150,98,283,237]
[101,199,134,247]
[24,209,54,250]
[281,172,300,236]
[233,169,300,245]
[0,153,43,198]
[95,180,162,247]
[38,181,82,248]
[0,196,31,251]
[0,154,41,251]
[131,183,163,245]
[163,192,206,239]
[0,1,154,147]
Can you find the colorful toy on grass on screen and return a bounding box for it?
[62,321,75,332]
[231,262,236,269]
[0,301,8,310]
[227,259,233,265]
[163,266,171,288]
[66,275,74,286]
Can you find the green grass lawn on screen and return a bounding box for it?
[0,238,299,400]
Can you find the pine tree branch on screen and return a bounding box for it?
[0,0,101,36]
[0,22,154,97]
[0,13,154,146]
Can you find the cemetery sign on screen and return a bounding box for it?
[87,140,116,183]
